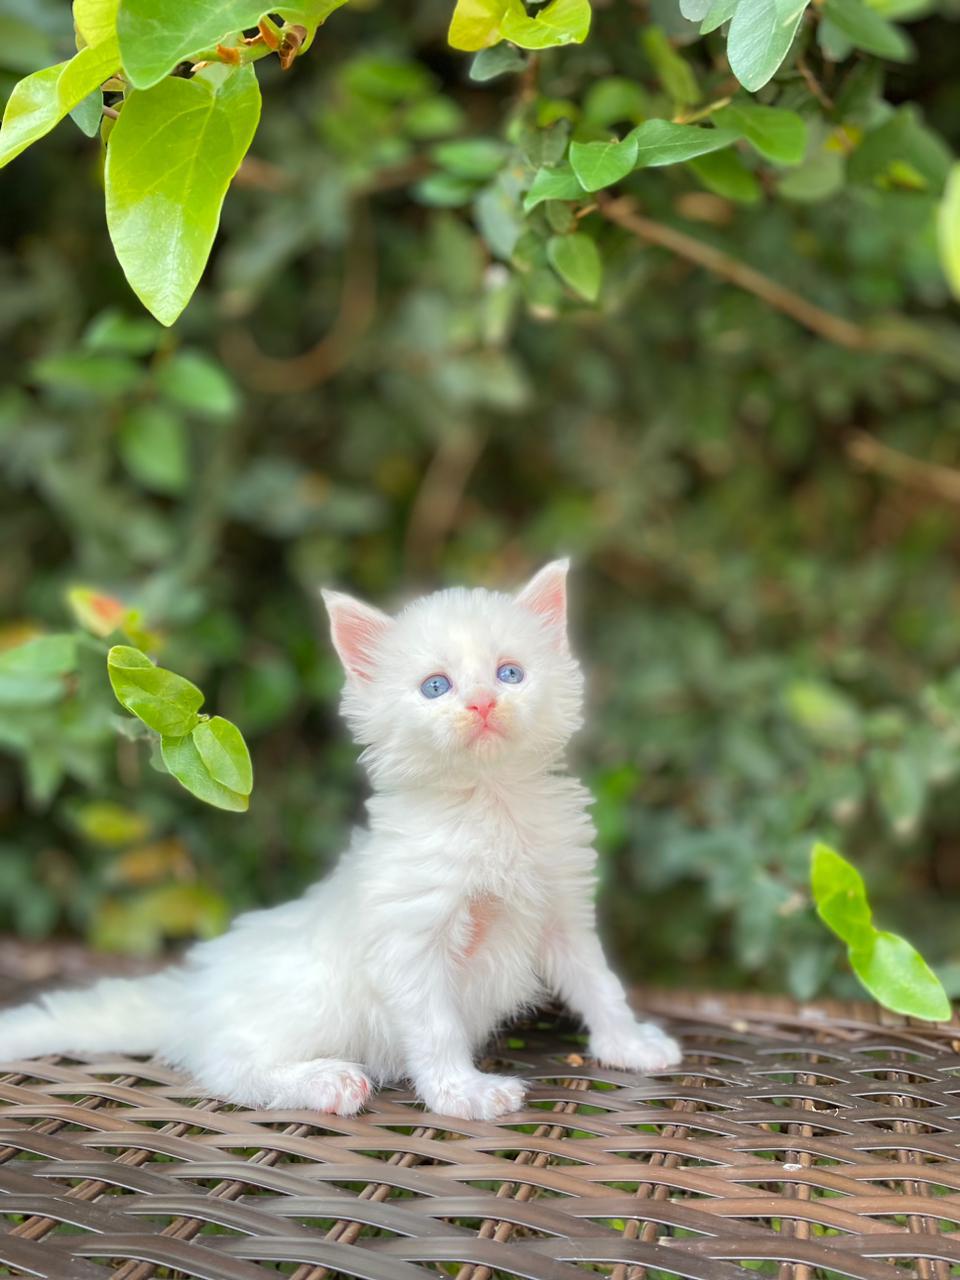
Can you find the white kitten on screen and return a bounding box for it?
[0,561,681,1119]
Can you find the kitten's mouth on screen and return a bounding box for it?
[466,721,506,746]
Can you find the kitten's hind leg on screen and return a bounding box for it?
[214,1058,373,1115]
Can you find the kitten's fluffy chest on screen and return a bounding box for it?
[366,776,595,902]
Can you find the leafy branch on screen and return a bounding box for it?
[811,843,950,1021]
[3,0,958,331]
[0,587,254,815]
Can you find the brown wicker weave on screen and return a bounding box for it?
[3,989,960,1280]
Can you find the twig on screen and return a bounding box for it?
[847,431,960,505]
[404,424,486,575]
[598,194,874,350]
[219,201,377,393]
[797,54,834,111]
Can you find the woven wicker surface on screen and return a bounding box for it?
[3,989,960,1280]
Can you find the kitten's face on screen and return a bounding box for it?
[323,562,583,783]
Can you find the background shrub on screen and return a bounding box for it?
[1,0,959,1001]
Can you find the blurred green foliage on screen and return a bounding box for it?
[1,0,960,1003]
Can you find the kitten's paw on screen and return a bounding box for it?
[422,1072,526,1120]
[268,1059,372,1115]
[590,1022,682,1073]
[305,1064,372,1115]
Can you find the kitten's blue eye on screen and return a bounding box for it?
[420,673,452,699]
[497,663,525,685]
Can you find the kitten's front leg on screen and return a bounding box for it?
[382,941,526,1121]
[540,911,682,1072]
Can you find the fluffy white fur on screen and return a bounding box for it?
[0,561,681,1118]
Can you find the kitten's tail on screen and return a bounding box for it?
[0,970,182,1061]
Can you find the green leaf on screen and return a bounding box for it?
[405,96,466,140]
[193,715,253,795]
[688,149,762,203]
[850,932,951,1021]
[154,350,239,417]
[107,644,204,736]
[74,0,120,46]
[72,800,151,846]
[413,173,477,207]
[811,841,873,944]
[868,746,927,837]
[448,0,508,50]
[0,38,120,169]
[116,0,263,89]
[700,0,740,33]
[784,678,862,748]
[104,64,262,326]
[821,0,912,59]
[848,108,951,192]
[474,174,524,259]
[0,633,79,706]
[161,732,249,811]
[431,137,507,180]
[569,133,639,192]
[69,89,104,138]
[500,0,592,49]
[0,635,77,676]
[547,233,602,301]
[119,404,189,495]
[523,164,585,211]
[939,164,960,298]
[582,77,649,128]
[342,54,433,102]
[274,0,349,49]
[631,120,738,168]
[810,841,867,912]
[725,0,810,92]
[715,102,808,165]
[31,352,142,398]
[641,27,700,106]
[91,882,230,952]
[680,0,713,18]
[811,843,951,1022]
[469,44,526,79]
[85,309,164,355]
[778,148,844,201]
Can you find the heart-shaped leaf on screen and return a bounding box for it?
[105,64,261,326]
[0,37,119,169]
[715,101,808,165]
[500,0,591,48]
[524,164,585,211]
[448,0,508,50]
[631,119,738,168]
[725,0,810,91]
[74,0,120,47]
[850,932,951,1021]
[821,0,912,60]
[161,732,249,812]
[547,232,602,301]
[569,133,639,191]
[193,716,253,795]
[108,645,204,737]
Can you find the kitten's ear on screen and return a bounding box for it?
[321,589,393,681]
[515,559,570,638]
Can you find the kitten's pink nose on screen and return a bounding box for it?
[466,693,497,722]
